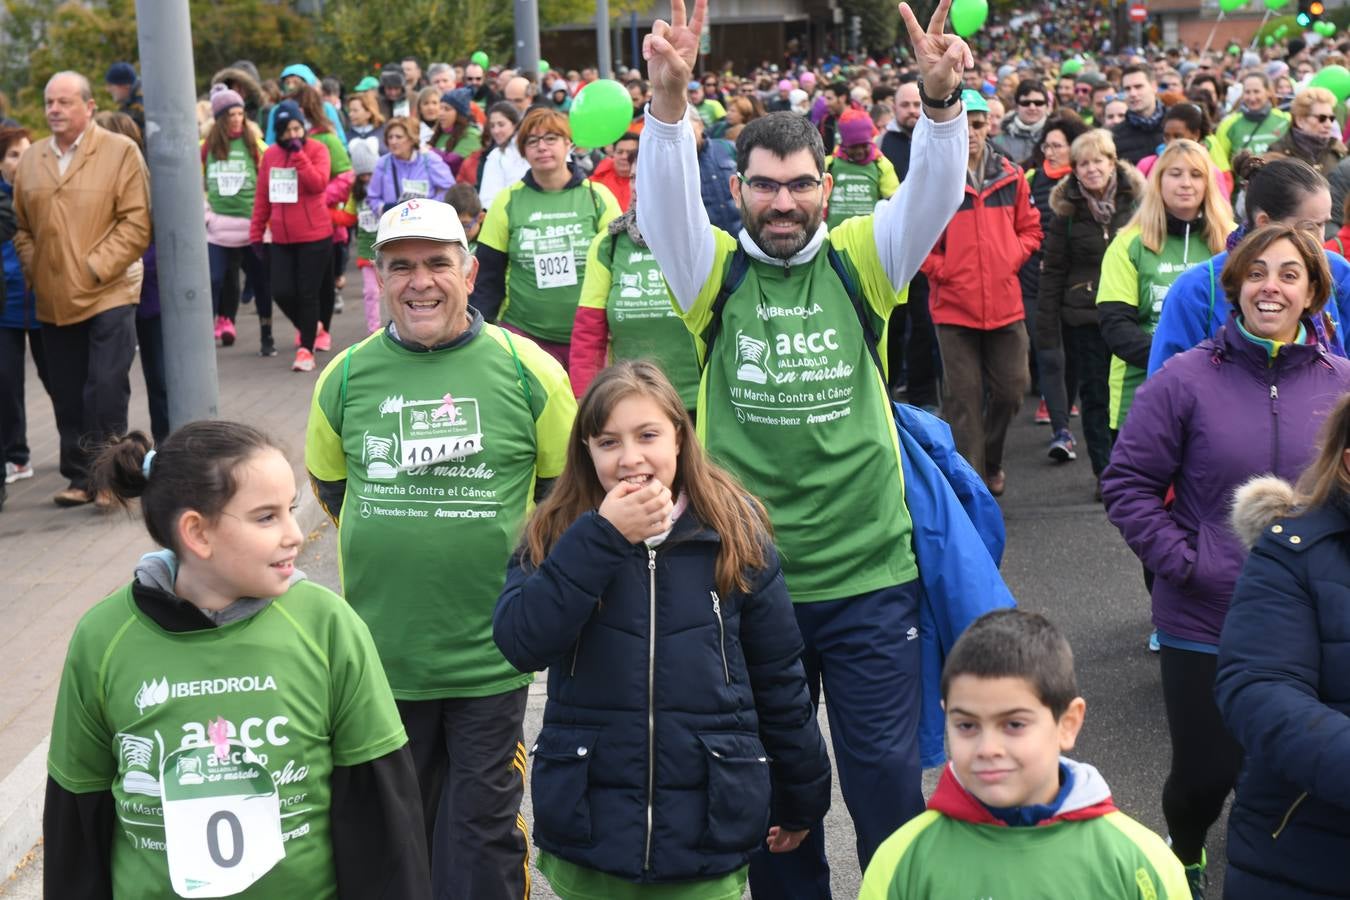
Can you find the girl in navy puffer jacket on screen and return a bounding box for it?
[494,361,830,897]
[1220,414,1350,899]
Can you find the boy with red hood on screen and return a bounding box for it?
[860,610,1190,899]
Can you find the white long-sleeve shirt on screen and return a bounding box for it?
[636,105,969,311]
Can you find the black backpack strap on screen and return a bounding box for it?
[700,245,750,367]
[825,245,886,382]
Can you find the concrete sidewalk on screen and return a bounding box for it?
[0,292,374,880]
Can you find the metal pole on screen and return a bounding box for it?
[514,0,540,80]
[631,12,640,76]
[135,0,218,426]
[596,0,613,79]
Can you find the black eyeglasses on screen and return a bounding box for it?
[1311,113,1337,124]
[738,174,823,197]
[1018,98,1047,107]
[464,76,483,84]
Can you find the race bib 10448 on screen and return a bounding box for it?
[160,740,285,898]
[534,251,577,290]
[269,168,298,204]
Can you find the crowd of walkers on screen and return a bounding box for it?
[8,0,1350,897]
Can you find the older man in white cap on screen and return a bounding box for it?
[305,199,576,900]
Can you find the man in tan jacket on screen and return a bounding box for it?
[13,70,151,507]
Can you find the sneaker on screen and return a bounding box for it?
[986,469,1006,497]
[53,486,94,507]
[5,461,33,483]
[1034,398,1050,425]
[219,317,236,347]
[1048,429,1077,462]
[334,294,344,313]
[314,324,332,353]
[1148,630,1161,653]
[1182,849,1207,900]
[1070,404,1080,417]
[259,336,277,358]
[292,347,316,373]
[213,316,224,342]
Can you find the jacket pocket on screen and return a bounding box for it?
[698,731,771,853]
[530,726,600,846]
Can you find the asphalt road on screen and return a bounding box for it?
[3,401,1226,899]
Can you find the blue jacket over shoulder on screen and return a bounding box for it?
[1216,481,1350,899]
[493,509,830,883]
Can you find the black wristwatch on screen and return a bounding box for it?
[917,78,963,109]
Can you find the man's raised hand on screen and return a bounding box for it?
[643,0,707,122]
[899,0,973,104]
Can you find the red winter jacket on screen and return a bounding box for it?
[249,138,332,245]
[588,158,633,212]
[922,144,1042,330]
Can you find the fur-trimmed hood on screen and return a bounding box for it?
[1048,161,1145,219]
[1230,475,1297,549]
[211,66,263,109]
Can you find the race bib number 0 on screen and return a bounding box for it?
[358,207,379,232]
[160,742,285,898]
[269,168,298,204]
[534,252,577,290]
[400,178,430,200]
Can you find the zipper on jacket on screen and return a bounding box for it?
[1272,792,1308,839]
[643,547,657,872]
[1270,378,1280,473]
[710,591,730,685]
[1183,221,1191,266]
[569,636,581,677]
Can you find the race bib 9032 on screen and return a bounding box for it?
[534,252,577,290]
[160,741,285,898]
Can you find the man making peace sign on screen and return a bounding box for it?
[637,0,971,895]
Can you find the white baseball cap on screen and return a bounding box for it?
[373,199,469,251]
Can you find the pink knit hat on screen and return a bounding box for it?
[210,84,244,119]
[837,108,876,147]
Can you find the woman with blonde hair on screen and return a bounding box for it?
[1038,128,1146,488]
[1267,85,1347,178]
[1095,138,1234,433]
[346,92,387,154]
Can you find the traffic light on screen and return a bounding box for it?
[1298,0,1324,27]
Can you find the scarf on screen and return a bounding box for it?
[1290,126,1333,161]
[833,143,880,164]
[1125,101,1164,131]
[1082,169,1118,226]
[1242,103,1273,123]
[1003,115,1043,142]
[607,203,647,248]
[1226,220,1250,252]
[1042,161,1072,181]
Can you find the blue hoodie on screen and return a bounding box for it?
[265,64,346,145]
[1147,248,1350,376]
[0,180,34,330]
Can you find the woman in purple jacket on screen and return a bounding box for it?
[1102,222,1350,895]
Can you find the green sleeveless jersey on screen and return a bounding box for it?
[824,155,899,229]
[205,137,259,219]
[681,217,917,601]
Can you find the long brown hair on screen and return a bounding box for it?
[203,111,263,166]
[294,85,332,135]
[1295,392,1350,511]
[522,361,771,596]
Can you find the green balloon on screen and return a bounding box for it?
[1265,35,1275,45]
[1061,59,1083,76]
[569,79,632,149]
[1218,0,1245,12]
[1314,20,1330,34]
[1274,23,1289,37]
[471,51,489,68]
[949,0,988,38]
[1310,64,1350,102]
[1263,0,1290,9]
[1318,20,1338,36]
[538,59,550,74]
